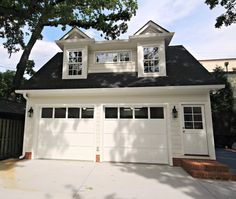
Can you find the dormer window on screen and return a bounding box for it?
[137,42,166,77]
[62,47,88,79]
[68,50,83,75]
[143,47,159,73]
[96,51,131,63]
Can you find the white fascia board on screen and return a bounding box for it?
[129,32,174,40]
[16,84,225,98]
[56,39,95,50]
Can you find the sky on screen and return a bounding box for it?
[0,0,236,72]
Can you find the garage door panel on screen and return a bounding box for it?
[103,134,167,148]
[37,146,94,160]
[104,120,166,134]
[39,134,95,147]
[103,147,168,164]
[38,106,95,161]
[40,120,95,134]
[103,106,168,164]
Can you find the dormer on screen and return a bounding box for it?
[56,27,94,79]
[130,20,174,77]
[55,21,174,79]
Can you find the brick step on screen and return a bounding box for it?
[187,170,236,181]
[181,159,229,172]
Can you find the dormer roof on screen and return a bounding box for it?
[56,26,94,50]
[59,26,91,40]
[134,20,170,36]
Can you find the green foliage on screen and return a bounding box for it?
[210,67,234,135]
[0,70,15,99]
[0,0,138,54]
[205,0,236,27]
[0,0,138,88]
[25,60,36,77]
[0,66,35,102]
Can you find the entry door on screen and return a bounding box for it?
[182,105,208,155]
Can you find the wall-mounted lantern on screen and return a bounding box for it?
[28,107,34,117]
[172,106,178,118]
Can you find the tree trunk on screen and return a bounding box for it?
[13,24,44,89]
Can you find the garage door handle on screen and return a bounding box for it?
[183,130,185,133]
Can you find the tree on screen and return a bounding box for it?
[0,66,35,102]
[205,0,236,27]
[210,67,234,137]
[0,70,16,100]
[0,0,138,89]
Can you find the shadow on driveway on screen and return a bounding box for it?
[216,148,236,174]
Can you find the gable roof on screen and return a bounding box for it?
[19,46,219,91]
[59,26,91,40]
[134,20,170,35]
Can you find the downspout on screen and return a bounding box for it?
[19,92,29,159]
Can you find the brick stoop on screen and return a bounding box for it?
[177,159,236,181]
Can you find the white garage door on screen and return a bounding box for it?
[103,106,168,164]
[37,106,95,161]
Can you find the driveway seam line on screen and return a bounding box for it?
[77,163,96,193]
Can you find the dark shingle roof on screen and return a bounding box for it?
[0,99,25,117]
[20,45,219,90]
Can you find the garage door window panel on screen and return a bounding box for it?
[120,107,133,119]
[82,108,94,118]
[41,108,53,118]
[55,108,66,118]
[68,108,80,118]
[135,107,148,119]
[105,107,118,119]
[150,107,164,119]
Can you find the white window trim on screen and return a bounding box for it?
[137,42,166,77]
[94,50,132,64]
[62,46,88,79]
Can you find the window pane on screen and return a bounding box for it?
[68,64,82,76]
[185,122,193,129]
[194,122,203,129]
[42,108,53,118]
[96,53,106,63]
[120,52,130,62]
[143,47,158,59]
[184,115,193,121]
[120,107,133,119]
[105,108,118,119]
[82,108,94,118]
[193,107,201,114]
[107,53,118,62]
[193,115,202,121]
[55,108,66,118]
[68,108,80,118]
[150,107,164,119]
[68,51,82,63]
[184,107,192,114]
[135,107,148,119]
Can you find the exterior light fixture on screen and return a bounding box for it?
[172,106,178,118]
[28,107,34,117]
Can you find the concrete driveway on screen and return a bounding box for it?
[0,160,236,199]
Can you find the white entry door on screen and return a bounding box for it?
[182,105,208,155]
